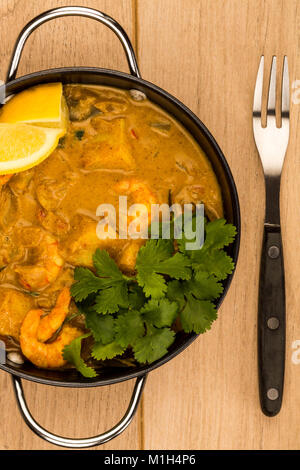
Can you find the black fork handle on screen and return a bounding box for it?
[258,224,285,416]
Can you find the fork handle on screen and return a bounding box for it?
[258,224,285,416]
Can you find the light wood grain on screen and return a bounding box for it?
[1,0,300,451]
[0,0,141,451]
[138,0,300,450]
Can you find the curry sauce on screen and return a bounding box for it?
[0,84,223,365]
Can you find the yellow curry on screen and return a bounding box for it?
[0,84,223,369]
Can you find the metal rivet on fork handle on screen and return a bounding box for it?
[268,245,280,259]
[267,388,279,401]
[267,316,280,330]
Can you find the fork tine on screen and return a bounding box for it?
[253,56,264,116]
[281,56,289,116]
[267,56,276,119]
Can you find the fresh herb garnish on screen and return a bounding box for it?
[150,122,171,131]
[63,333,97,378]
[136,239,192,298]
[133,327,175,364]
[64,217,237,377]
[75,130,85,140]
[71,250,130,313]
[20,289,40,297]
[57,136,66,148]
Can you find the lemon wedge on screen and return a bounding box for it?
[0,124,65,174]
[0,83,68,174]
[0,83,68,129]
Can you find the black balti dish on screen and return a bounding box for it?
[0,7,240,448]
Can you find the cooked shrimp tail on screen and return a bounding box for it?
[37,286,71,342]
[20,288,81,369]
[15,230,64,290]
[20,309,81,369]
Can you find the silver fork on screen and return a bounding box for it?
[253,56,290,416]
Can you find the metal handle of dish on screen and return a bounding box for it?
[11,373,147,448]
[6,6,141,82]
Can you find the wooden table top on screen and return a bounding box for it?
[1,0,300,450]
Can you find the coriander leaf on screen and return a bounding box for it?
[137,271,167,299]
[156,253,191,279]
[180,294,217,334]
[133,327,175,364]
[71,267,107,301]
[166,280,185,309]
[204,218,236,251]
[92,340,125,360]
[94,282,129,314]
[85,311,115,344]
[137,239,173,264]
[93,249,124,280]
[136,239,191,298]
[84,249,131,313]
[128,284,146,309]
[141,298,178,328]
[63,334,97,378]
[75,294,97,314]
[192,250,235,280]
[184,271,223,300]
[115,310,145,347]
